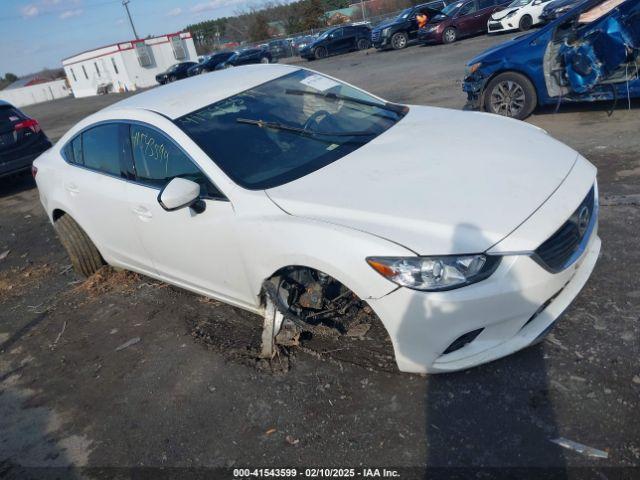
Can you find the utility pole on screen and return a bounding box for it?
[360,0,366,22]
[122,0,139,39]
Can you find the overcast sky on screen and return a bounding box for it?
[1,0,265,77]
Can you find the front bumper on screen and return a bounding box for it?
[418,29,442,44]
[488,18,517,32]
[367,223,600,374]
[462,72,488,110]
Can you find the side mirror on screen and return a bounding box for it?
[158,178,205,213]
[532,0,541,4]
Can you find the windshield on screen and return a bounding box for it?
[318,29,333,39]
[397,7,414,19]
[508,0,531,6]
[175,70,405,190]
[441,1,464,15]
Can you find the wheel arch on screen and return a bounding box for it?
[479,68,540,110]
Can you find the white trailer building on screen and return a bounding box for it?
[62,32,197,98]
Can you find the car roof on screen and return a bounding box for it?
[106,64,300,120]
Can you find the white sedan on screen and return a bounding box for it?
[488,0,552,32]
[34,64,600,374]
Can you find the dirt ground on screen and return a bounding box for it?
[1,31,639,477]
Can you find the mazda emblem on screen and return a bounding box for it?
[577,205,590,236]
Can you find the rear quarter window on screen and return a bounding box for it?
[81,124,123,176]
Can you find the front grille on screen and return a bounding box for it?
[534,186,596,272]
[371,30,381,42]
[488,22,504,30]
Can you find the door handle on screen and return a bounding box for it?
[65,183,79,195]
[132,206,153,219]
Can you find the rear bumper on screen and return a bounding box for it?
[0,138,51,178]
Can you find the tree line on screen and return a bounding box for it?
[185,0,350,47]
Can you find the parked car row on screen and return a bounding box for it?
[155,48,273,85]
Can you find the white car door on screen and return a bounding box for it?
[61,123,156,274]
[122,122,255,308]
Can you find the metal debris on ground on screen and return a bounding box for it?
[115,337,141,351]
[550,438,609,459]
[0,250,10,261]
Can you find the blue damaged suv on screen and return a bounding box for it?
[462,0,639,119]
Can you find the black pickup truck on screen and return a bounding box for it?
[371,0,453,50]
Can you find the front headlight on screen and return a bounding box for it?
[467,62,482,75]
[505,9,517,18]
[366,254,500,291]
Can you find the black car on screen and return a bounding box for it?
[187,52,235,76]
[155,62,197,84]
[268,39,294,59]
[539,0,587,21]
[299,25,372,60]
[215,48,273,69]
[0,101,51,178]
[371,0,451,50]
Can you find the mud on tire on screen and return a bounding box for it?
[54,214,104,277]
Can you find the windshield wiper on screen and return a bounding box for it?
[284,89,407,115]
[236,118,378,138]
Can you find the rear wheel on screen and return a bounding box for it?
[483,71,537,120]
[390,32,408,50]
[442,27,457,44]
[54,214,104,278]
[519,14,533,31]
[357,38,370,50]
[314,46,328,59]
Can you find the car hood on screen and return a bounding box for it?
[491,7,519,20]
[428,14,449,24]
[467,29,538,65]
[266,106,578,255]
[373,19,401,31]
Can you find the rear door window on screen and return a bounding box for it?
[129,124,222,198]
[81,124,123,176]
[459,1,478,15]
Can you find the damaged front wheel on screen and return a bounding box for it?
[484,72,537,120]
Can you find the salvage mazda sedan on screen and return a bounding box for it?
[34,64,600,373]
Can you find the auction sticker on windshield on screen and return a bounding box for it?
[300,74,340,92]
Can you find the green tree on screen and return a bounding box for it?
[248,12,271,42]
[3,73,18,82]
[300,0,326,30]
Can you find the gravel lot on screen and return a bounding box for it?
[1,31,639,476]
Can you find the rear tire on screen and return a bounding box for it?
[519,14,533,31]
[442,27,457,44]
[357,38,370,50]
[390,32,408,50]
[54,214,104,278]
[314,46,328,59]
[483,71,537,120]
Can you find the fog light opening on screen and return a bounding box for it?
[443,328,484,355]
